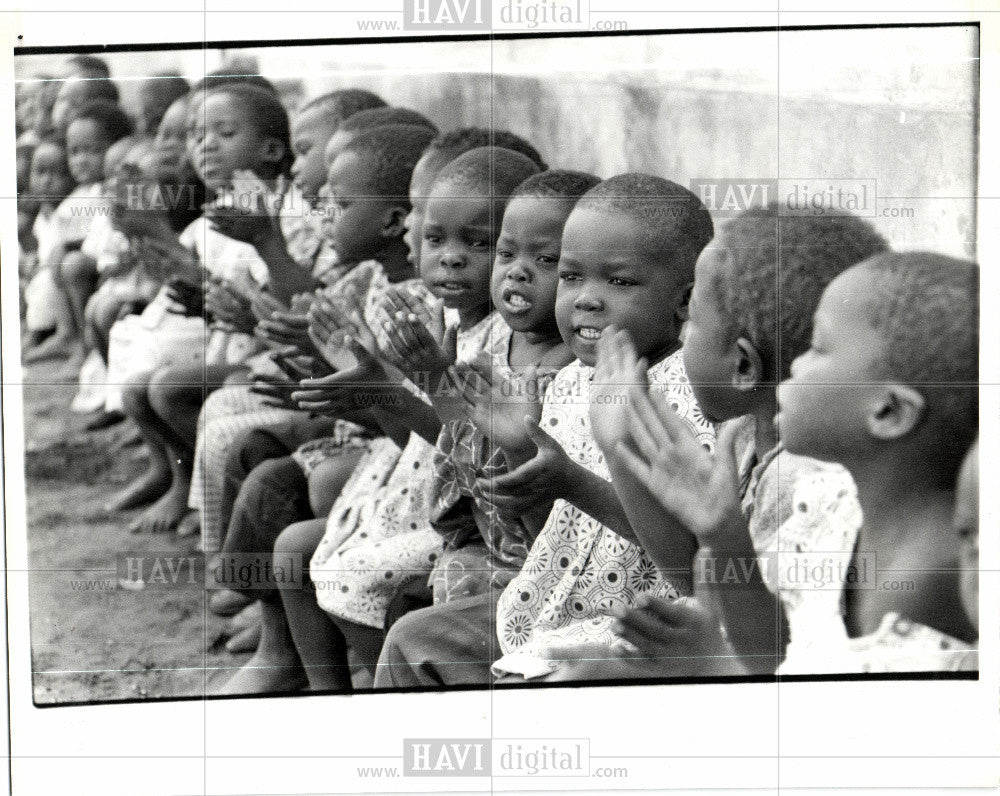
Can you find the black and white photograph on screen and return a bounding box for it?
[1,4,997,795]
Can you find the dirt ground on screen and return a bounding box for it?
[19,355,251,705]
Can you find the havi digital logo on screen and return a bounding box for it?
[403,0,491,30]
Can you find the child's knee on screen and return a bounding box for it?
[226,429,289,483]
[275,518,324,558]
[121,372,153,416]
[307,449,364,518]
[59,250,96,287]
[147,369,191,418]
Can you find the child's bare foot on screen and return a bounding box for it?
[128,487,192,534]
[209,588,255,617]
[226,622,261,654]
[23,334,75,364]
[175,511,200,538]
[107,466,171,512]
[216,649,306,695]
[230,600,262,631]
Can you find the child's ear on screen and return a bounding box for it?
[674,282,694,323]
[381,204,408,238]
[732,337,764,393]
[868,384,926,441]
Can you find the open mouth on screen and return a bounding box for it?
[500,287,532,315]
[574,326,603,341]
[433,280,471,293]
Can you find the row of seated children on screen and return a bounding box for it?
[16,63,980,688]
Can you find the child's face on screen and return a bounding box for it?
[187,93,277,191]
[51,78,89,131]
[556,207,690,367]
[154,98,189,170]
[420,181,494,313]
[66,118,111,184]
[403,151,439,267]
[326,149,395,264]
[776,266,887,461]
[491,194,570,337]
[290,107,338,203]
[954,442,978,630]
[29,142,73,202]
[682,241,747,422]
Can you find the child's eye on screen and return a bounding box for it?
[496,249,513,260]
[537,255,558,266]
[558,272,580,282]
[609,277,635,287]
[424,233,442,244]
[467,238,490,250]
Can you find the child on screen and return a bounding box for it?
[544,208,891,679]
[109,83,293,533]
[570,251,979,678]
[50,57,118,135]
[135,73,189,138]
[25,100,134,363]
[374,169,598,689]
[955,439,978,633]
[21,135,75,351]
[775,252,978,672]
[217,146,539,694]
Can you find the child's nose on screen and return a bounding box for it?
[506,261,531,283]
[573,290,602,311]
[440,251,466,269]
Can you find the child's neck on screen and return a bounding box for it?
[846,457,976,642]
[643,336,682,369]
[751,390,779,458]
[458,302,491,330]
[375,239,415,283]
[509,327,567,369]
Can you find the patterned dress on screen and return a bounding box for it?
[492,351,716,678]
[310,312,508,629]
[427,322,542,604]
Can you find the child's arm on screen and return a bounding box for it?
[450,357,635,537]
[205,171,315,304]
[588,328,701,591]
[616,385,787,674]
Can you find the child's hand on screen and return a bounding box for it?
[205,171,287,248]
[256,310,315,354]
[475,417,571,518]
[250,289,289,322]
[249,372,299,410]
[307,295,384,373]
[205,280,257,335]
[163,275,205,317]
[134,235,201,283]
[544,596,740,680]
[378,299,458,383]
[450,355,544,457]
[590,326,648,459]
[617,385,744,548]
[291,336,393,416]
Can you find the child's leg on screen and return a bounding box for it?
[276,519,353,691]
[139,364,239,535]
[58,250,98,342]
[23,278,77,363]
[209,453,312,617]
[306,447,367,519]
[108,371,173,512]
[215,596,307,695]
[374,593,499,688]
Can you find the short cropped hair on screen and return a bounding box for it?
[65,55,111,80]
[426,127,546,170]
[67,77,119,105]
[431,145,541,206]
[204,83,292,174]
[861,251,978,470]
[68,99,134,144]
[714,205,889,381]
[577,172,714,279]
[339,106,437,135]
[300,89,387,125]
[511,169,600,202]
[339,123,437,206]
[190,71,277,94]
[140,73,190,103]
